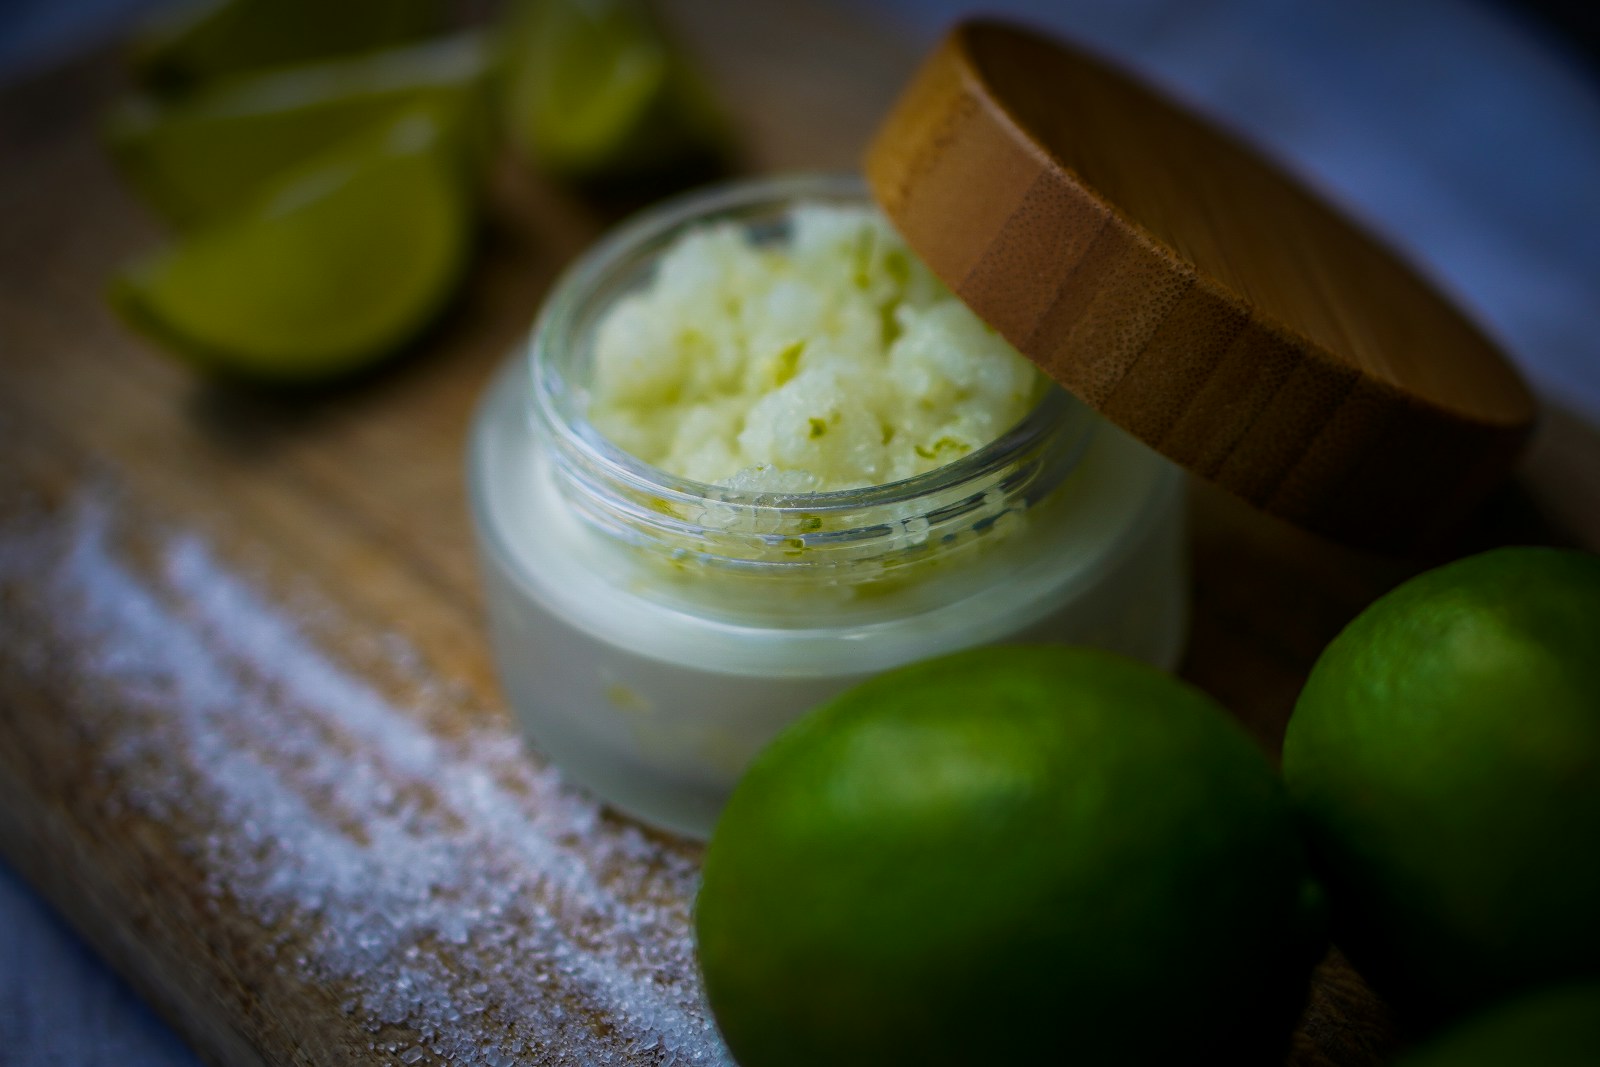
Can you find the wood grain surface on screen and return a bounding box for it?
[2,3,1597,1065]
[865,21,1538,551]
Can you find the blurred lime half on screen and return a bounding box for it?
[499,0,728,181]
[132,0,449,91]
[107,31,491,229]
[112,107,474,383]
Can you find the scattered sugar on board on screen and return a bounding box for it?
[0,495,732,1067]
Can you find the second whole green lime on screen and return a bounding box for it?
[695,646,1326,1067]
[1283,547,1600,1022]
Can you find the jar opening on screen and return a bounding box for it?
[527,174,1095,572]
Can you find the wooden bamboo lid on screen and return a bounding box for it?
[865,20,1537,550]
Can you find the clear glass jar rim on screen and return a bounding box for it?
[526,172,1089,523]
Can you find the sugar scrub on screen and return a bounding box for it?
[470,175,1189,838]
[587,203,1044,493]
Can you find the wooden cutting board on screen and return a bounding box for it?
[2,3,1597,1065]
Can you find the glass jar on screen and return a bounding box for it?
[468,174,1189,839]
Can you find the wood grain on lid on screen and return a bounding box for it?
[865,20,1538,550]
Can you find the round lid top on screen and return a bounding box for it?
[865,19,1536,550]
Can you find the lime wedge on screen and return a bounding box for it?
[132,0,450,91]
[107,32,492,229]
[498,0,728,181]
[112,108,474,383]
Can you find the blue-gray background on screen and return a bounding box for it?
[2,1,1597,1063]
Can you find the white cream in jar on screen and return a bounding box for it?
[468,175,1188,839]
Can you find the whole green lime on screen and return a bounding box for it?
[1395,983,1600,1067]
[695,646,1326,1067]
[1282,547,1600,1021]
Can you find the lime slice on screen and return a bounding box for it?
[112,107,474,383]
[132,0,450,91]
[498,0,728,181]
[107,32,492,229]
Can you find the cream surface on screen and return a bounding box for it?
[588,204,1043,492]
